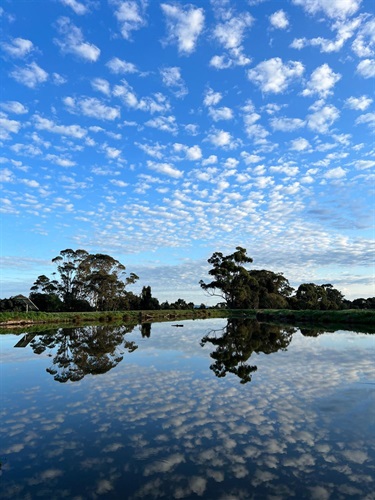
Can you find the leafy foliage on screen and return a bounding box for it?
[30,249,138,312]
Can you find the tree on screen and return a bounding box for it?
[29,292,64,312]
[30,324,137,383]
[51,249,89,305]
[77,253,139,311]
[249,269,293,309]
[292,283,345,310]
[200,247,259,309]
[139,286,160,310]
[200,318,294,384]
[30,249,138,311]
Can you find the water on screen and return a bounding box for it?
[1,318,374,499]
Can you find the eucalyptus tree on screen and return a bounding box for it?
[77,253,138,311]
[292,283,345,310]
[30,249,139,311]
[200,247,259,309]
[249,269,293,308]
[201,318,295,384]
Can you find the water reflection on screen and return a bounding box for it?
[2,319,374,499]
[29,324,137,383]
[201,319,295,383]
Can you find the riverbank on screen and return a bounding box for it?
[253,308,375,332]
[0,309,229,332]
[1,308,374,333]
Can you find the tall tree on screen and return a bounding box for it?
[30,249,138,311]
[249,269,293,309]
[77,253,138,311]
[139,286,160,310]
[51,248,89,306]
[200,247,259,309]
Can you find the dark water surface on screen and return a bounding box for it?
[1,319,374,499]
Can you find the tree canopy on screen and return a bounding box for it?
[30,249,139,311]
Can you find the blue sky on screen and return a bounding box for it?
[1,0,374,304]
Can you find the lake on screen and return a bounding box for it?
[1,318,374,499]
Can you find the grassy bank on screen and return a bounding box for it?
[254,308,375,332]
[0,308,373,334]
[0,308,228,332]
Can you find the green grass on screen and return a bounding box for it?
[0,308,228,331]
[254,309,375,332]
[1,308,373,334]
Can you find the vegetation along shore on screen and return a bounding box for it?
[1,247,373,334]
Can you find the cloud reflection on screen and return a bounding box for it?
[1,320,374,499]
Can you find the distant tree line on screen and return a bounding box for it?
[0,247,373,312]
[199,247,374,311]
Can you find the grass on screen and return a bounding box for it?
[254,308,375,332]
[0,308,374,334]
[0,308,228,332]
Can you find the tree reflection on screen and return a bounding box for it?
[30,324,137,383]
[201,319,295,384]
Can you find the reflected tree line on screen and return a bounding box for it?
[201,319,295,383]
[19,319,314,384]
[29,324,137,383]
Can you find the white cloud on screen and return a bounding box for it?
[291,17,362,53]
[0,114,21,140]
[355,112,375,128]
[213,13,253,50]
[161,3,205,55]
[52,72,67,85]
[110,179,128,187]
[45,154,76,167]
[186,145,202,160]
[290,137,311,151]
[34,115,87,138]
[160,66,188,97]
[136,142,165,159]
[209,54,233,69]
[0,168,14,182]
[111,0,147,40]
[207,128,235,148]
[106,57,138,74]
[292,0,361,20]
[242,102,270,144]
[203,88,222,107]
[248,57,304,93]
[356,58,375,78]
[145,115,177,134]
[147,160,183,178]
[241,152,264,164]
[0,101,28,114]
[55,16,100,62]
[324,166,346,179]
[21,178,40,188]
[354,159,375,170]
[64,96,120,120]
[307,103,340,133]
[113,81,171,114]
[59,0,88,15]
[104,146,122,159]
[91,78,111,95]
[208,106,234,121]
[345,95,373,110]
[270,117,305,131]
[269,10,289,30]
[10,62,48,88]
[1,37,33,58]
[352,17,375,57]
[302,64,341,98]
[202,155,217,166]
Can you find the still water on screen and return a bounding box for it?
[1,318,374,499]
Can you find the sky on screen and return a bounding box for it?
[0,0,374,304]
